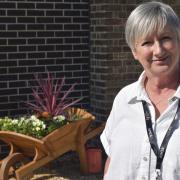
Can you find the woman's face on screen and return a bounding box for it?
[132,26,180,78]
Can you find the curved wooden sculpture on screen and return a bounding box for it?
[0,108,105,180]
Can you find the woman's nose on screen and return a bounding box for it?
[153,41,164,57]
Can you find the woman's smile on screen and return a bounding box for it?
[152,56,169,64]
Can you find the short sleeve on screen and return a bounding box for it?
[100,86,128,157]
[100,127,110,156]
[100,103,116,157]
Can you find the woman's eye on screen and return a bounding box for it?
[162,36,171,41]
[141,41,151,46]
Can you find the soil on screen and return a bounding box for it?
[31,152,104,180]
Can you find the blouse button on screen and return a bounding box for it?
[143,157,148,161]
[141,176,146,180]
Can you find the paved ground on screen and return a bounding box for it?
[31,152,104,180]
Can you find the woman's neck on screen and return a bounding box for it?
[145,70,180,119]
[145,70,180,93]
[146,78,178,94]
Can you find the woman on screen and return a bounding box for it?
[101,1,180,180]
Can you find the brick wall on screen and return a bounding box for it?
[0,0,90,158]
[90,0,179,121]
[0,0,90,117]
[90,0,141,121]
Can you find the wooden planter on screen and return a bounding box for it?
[0,108,105,180]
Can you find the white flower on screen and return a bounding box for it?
[20,117,25,121]
[12,120,18,124]
[36,121,41,126]
[30,115,38,121]
[42,124,46,129]
[32,121,37,126]
[35,127,40,131]
[53,115,65,122]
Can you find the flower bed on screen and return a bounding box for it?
[0,72,83,139]
[0,114,67,139]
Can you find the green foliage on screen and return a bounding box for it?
[0,115,67,139]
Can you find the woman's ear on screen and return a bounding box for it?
[131,49,138,60]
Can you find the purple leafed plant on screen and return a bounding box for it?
[26,73,82,118]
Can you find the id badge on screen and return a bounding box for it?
[155,169,161,180]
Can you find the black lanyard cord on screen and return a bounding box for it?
[142,100,180,171]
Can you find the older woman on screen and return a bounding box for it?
[101,1,180,180]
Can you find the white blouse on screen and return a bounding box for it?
[101,72,180,180]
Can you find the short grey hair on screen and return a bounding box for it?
[125,1,180,50]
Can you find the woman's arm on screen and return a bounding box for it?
[104,157,110,175]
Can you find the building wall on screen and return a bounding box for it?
[0,0,89,159]
[90,0,141,121]
[0,0,90,117]
[90,0,179,121]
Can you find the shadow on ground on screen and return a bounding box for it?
[32,152,104,180]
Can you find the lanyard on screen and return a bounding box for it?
[142,100,180,179]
